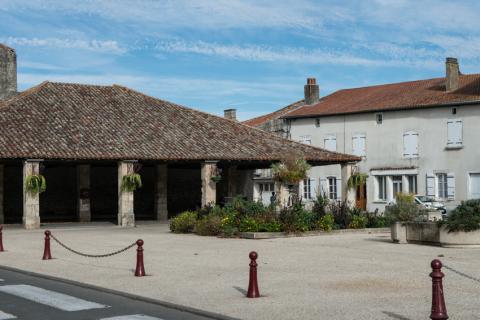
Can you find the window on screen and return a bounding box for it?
[403,131,419,158]
[324,135,337,152]
[303,178,313,199]
[315,118,321,127]
[299,135,312,145]
[437,173,448,199]
[407,175,418,194]
[452,107,457,115]
[447,119,462,147]
[376,176,386,201]
[259,183,274,193]
[375,113,383,124]
[352,134,366,157]
[469,173,480,199]
[328,177,337,200]
[392,176,403,198]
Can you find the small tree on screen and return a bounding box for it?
[385,193,421,223]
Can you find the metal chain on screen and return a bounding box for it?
[443,263,480,284]
[50,234,137,258]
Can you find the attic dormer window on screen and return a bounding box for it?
[375,113,383,124]
[315,118,320,127]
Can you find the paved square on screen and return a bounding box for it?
[0,223,478,320]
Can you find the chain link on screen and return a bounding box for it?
[50,234,137,258]
[443,263,480,284]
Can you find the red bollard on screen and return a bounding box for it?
[0,225,4,252]
[134,239,146,277]
[247,251,260,298]
[42,230,52,260]
[430,259,448,320]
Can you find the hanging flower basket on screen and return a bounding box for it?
[271,156,310,185]
[210,167,223,183]
[25,174,47,195]
[347,173,368,190]
[121,163,143,192]
[210,175,222,183]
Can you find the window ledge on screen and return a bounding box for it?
[403,156,419,160]
[373,200,388,204]
[445,145,463,150]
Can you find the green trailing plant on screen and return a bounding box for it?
[25,174,47,194]
[347,173,368,190]
[121,173,142,192]
[271,156,311,185]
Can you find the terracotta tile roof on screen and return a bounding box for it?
[0,81,359,163]
[285,74,480,118]
[243,99,304,127]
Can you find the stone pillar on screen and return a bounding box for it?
[118,161,135,227]
[275,182,290,208]
[227,165,237,198]
[155,164,168,221]
[341,163,356,206]
[23,160,41,229]
[77,164,91,222]
[201,161,217,207]
[0,164,3,224]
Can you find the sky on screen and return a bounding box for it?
[1,0,480,121]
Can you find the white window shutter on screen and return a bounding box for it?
[426,175,435,197]
[403,132,419,157]
[352,134,366,156]
[324,136,337,152]
[319,178,328,197]
[310,178,317,199]
[336,178,342,200]
[412,132,419,156]
[447,174,455,200]
[447,120,463,146]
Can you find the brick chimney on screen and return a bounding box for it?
[445,57,459,92]
[224,108,237,121]
[304,77,319,105]
[0,44,17,100]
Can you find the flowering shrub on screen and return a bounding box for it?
[170,211,197,233]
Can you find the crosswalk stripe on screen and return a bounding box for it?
[0,285,108,311]
[0,310,16,320]
[100,315,164,320]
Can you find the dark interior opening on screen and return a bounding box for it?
[90,164,118,222]
[40,164,77,222]
[134,165,155,220]
[4,164,23,224]
[167,166,201,218]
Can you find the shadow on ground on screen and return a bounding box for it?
[382,311,413,320]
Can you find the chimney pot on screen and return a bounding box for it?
[0,44,17,100]
[304,77,319,105]
[224,108,237,121]
[445,57,459,92]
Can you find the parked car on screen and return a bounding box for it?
[414,196,447,214]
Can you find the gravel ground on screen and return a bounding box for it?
[0,222,479,320]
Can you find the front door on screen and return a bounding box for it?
[355,183,367,210]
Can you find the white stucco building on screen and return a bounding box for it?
[245,58,480,212]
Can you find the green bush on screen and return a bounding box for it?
[384,193,421,223]
[443,199,480,232]
[349,215,368,229]
[170,211,197,233]
[366,212,387,228]
[318,214,334,231]
[258,221,282,232]
[279,201,309,233]
[239,216,260,232]
[312,193,329,218]
[329,200,351,229]
[195,214,223,236]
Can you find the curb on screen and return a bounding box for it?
[239,228,390,239]
[0,265,240,320]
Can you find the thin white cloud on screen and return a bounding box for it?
[1,37,126,54]
[155,40,440,68]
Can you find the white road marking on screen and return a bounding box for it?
[100,315,164,320]
[0,285,108,311]
[0,310,16,319]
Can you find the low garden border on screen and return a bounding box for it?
[240,227,390,239]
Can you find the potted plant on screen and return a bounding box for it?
[385,193,421,243]
[121,163,143,192]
